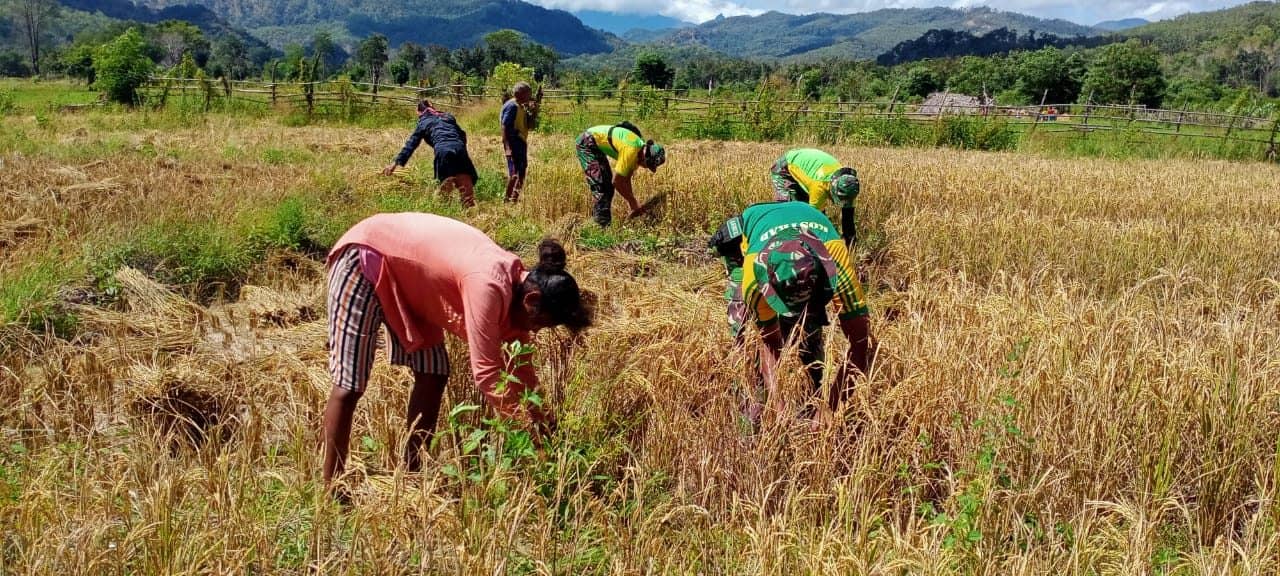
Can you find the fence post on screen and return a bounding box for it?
[1220,110,1240,155]
[156,78,170,109]
[934,91,949,128]
[1122,85,1139,145]
[1173,100,1187,140]
[1029,89,1048,134]
[1265,115,1278,161]
[886,86,900,116]
[1079,91,1093,140]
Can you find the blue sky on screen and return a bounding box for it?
[527,0,1259,26]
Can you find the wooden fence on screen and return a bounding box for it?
[140,77,1280,160]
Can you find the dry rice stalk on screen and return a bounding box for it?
[0,215,43,247]
[112,267,202,319]
[231,285,319,329]
[124,361,235,449]
[48,165,89,182]
[72,268,205,359]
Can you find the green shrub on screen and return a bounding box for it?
[279,111,311,127]
[93,28,155,105]
[0,259,81,336]
[931,117,1018,152]
[678,106,736,140]
[473,168,508,202]
[974,118,1018,151]
[375,186,463,218]
[250,197,310,251]
[259,147,312,165]
[577,226,622,250]
[0,89,16,115]
[493,218,544,251]
[487,62,535,101]
[102,221,254,300]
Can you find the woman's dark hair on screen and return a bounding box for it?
[523,239,594,331]
[416,99,431,114]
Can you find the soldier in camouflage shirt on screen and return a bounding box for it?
[710,201,873,424]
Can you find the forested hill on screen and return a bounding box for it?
[131,0,616,55]
[650,7,1101,60]
[876,27,1111,66]
[1122,0,1280,52]
[0,0,273,73]
[60,0,267,46]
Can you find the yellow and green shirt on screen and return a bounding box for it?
[501,98,530,143]
[783,148,851,210]
[737,202,868,326]
[587,124,645,177]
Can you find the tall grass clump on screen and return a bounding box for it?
[0,88,16,115]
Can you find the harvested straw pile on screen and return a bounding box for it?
[0,215,42,248]
[74,268,205,358]
[125,361,235,449]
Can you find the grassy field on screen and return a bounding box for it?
[0,78,99,110]
[3,84,1280,574]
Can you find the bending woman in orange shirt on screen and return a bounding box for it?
[322,213,593,485]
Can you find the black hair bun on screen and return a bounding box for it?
[537,239,567,273]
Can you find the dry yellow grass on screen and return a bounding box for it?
[2,106,1280,574]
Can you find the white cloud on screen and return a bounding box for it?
[532,0,1258,25]
[526,0,763,23]
[1134,2,1197,19]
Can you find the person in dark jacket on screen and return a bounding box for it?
[383,100,480,208]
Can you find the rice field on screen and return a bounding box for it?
[2,96,1280,574]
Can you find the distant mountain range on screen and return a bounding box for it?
[572,10,692,35]
[60,0,268,45]
[643,7,1102,60]
[1094,18,1150,31]
[108,1,1105,61]
[10,0,1276,76]
[131,0,615,55]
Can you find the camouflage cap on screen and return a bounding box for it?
[645,141,666,171]
[754,238,821,317]
[831,168,860,204]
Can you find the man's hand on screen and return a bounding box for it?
[757,322,784,402]
[626,203,647,220]
[828,315,874,410]
[381,163,399,176]
[839,315,873,376]
[614,174,642,216]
